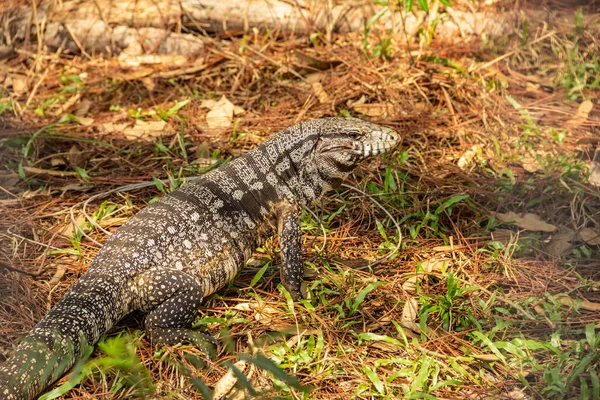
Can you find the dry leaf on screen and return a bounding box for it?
[533,303,545,315]
[579,228,600,245]
[233,302,254,312]
[75,99,92,116]
[306,72,325,83]
[200,98,244,116]
[0,198,20,206]
[23,166,78,177]
[520,154,542,173]
[74,116,94,126]
[199,99,218,109]
[470,353,502,362]
[413,102,428,112]
[52,93,81,116]
[11,75,28,96]
[399,320,421,335]
[421,258,450,273]
[365,316,392,331]
[587,161,600,187]
[566,100,593,127]
[206,96,240,128]
[402,258,448,294]
[50,157,67,167]
[401,296,418,323]
[351,102,397,118]
[580,299,600,311]
[490,228,515,244]
[255,306,279,324]
[402,275,418,294]
[311,82,330,104]
[67,145,85,169]
[457,145,480,169]
[545,228,575,257]
[141,77,155,92]
[122,120,175,140]
[61,214,87,239]
[98,217,128,229]
[526,81,540,92]
[233,302,281,325]
[494,211,557,232]
[505,389,528,400]
[98,122,129,134]
[558,296,600,311]
[48,263,66,286]
[293,50,342,70]
[212,360,247,400]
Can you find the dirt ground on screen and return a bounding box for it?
[1,0,599,399]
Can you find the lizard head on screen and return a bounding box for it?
[312,117,400,185]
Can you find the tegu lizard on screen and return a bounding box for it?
[0,117,399,399]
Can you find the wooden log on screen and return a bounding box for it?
[3,0,588,58]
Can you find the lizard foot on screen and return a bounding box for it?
[150,327,217,357]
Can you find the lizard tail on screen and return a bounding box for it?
[0,273,126,400]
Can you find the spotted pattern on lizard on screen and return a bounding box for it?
[0,117,399,399]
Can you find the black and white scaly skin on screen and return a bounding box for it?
[0,117,399,399]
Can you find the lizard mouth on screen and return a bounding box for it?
[353,129,399,157]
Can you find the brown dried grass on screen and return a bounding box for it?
[1,1,599,399]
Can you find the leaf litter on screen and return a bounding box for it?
[0,1,599,399]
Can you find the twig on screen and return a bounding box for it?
[440,85,458,127]
[246,46,308,83]
[471,30,556,72]
[24,68,48,109]
[0,185,18,198]
[398,3,415,64]
[304,207,327,254]
[23,166,80,177]
[0,259,38,278]
[35,228,64,275]
[4,228,69,255]
[151,62,207,79]
[341,183,402,271]
[64,24,92,60]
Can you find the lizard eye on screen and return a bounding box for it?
[348,132,360,139]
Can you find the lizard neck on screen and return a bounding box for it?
[185,122,332,224]
[248,124,332,207]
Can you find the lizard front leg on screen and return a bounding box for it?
[277,202,305,301]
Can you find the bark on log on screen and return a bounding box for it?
[1,0,595,58]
